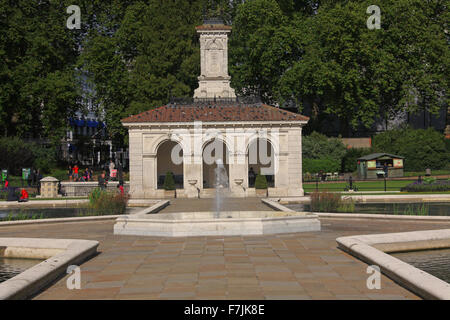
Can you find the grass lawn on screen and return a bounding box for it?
[304,179,416,192]
[403,170,450,177]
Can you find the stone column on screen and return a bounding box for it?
[228,152,246,197]
[129,130,144,198]
[287,128,304,196]
[183,154,202,198]
[142,154,157,197]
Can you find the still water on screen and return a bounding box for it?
[0,258,42,283]
[0,207,140,220]
[392,249,450,283]
[285,202,450,216]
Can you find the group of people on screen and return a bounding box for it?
[2,178,29,202]
[68,165,94,182]
[68,160,123,183]
[70,160,125,196]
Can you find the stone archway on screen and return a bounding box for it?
[202,139,230,189]
[247,138,275,188]
[156,140,184,189]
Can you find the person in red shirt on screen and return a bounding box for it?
[117,183,124,195]
[4,179,8,188]
[19,188,29,202]
[73,165,79,181]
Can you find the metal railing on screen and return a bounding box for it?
[302,176,450,192]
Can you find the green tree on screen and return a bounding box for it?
[81,0,209,145]
[0,0,81,143]
[372,127,449,171]
[231,0,448,134]
[302,132,347,163]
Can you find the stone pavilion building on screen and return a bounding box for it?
[122,21,309,198]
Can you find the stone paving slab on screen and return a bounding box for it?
[1,217,450,300]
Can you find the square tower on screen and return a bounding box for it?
[193,21,236,100]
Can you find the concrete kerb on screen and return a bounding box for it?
[114,211,321,237]
[262,198,295,212]
[0,238,99,300]
[0,200,169,227]
[336,230,450,300]
[264,198,450,222]
[133,200,170,217]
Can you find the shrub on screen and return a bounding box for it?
[303,132,347,163]
[310,190,341,212]
[341,148,373,173]
[87,188,128,215]
[372,127,449,171]
[163,172,175,190]
[255,174,268,189]
[310,190,355,213]
[303,158,340,174]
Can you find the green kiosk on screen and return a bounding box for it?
[357,153,405,179]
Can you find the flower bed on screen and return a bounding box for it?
[401,179,450,192]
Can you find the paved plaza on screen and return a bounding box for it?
[1,200,450,300]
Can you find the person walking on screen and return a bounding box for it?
[383,163,389,178]
[29,168,36,187]
[248,167,256,187]
[117,162,124,186]
[98,171,107,190]
[36,169,43,195]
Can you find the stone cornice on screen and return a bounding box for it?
[122,121,307,130]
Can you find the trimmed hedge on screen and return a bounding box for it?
[303,158,340,174]
[163,172,175,190]
[255,174,268,189]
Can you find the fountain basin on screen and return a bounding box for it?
[113,211,320,237]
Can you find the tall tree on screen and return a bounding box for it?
[81,0,211,145]
[0,0,81,144]
[231,0,449,135]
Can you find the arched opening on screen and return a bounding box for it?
[202,139,230,189]
[247,138,275,188]
[156,140,183,189]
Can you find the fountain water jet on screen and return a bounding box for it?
[214,159,229,218]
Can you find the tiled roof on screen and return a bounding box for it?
[122,103,309,124]
[195,24,232,31]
